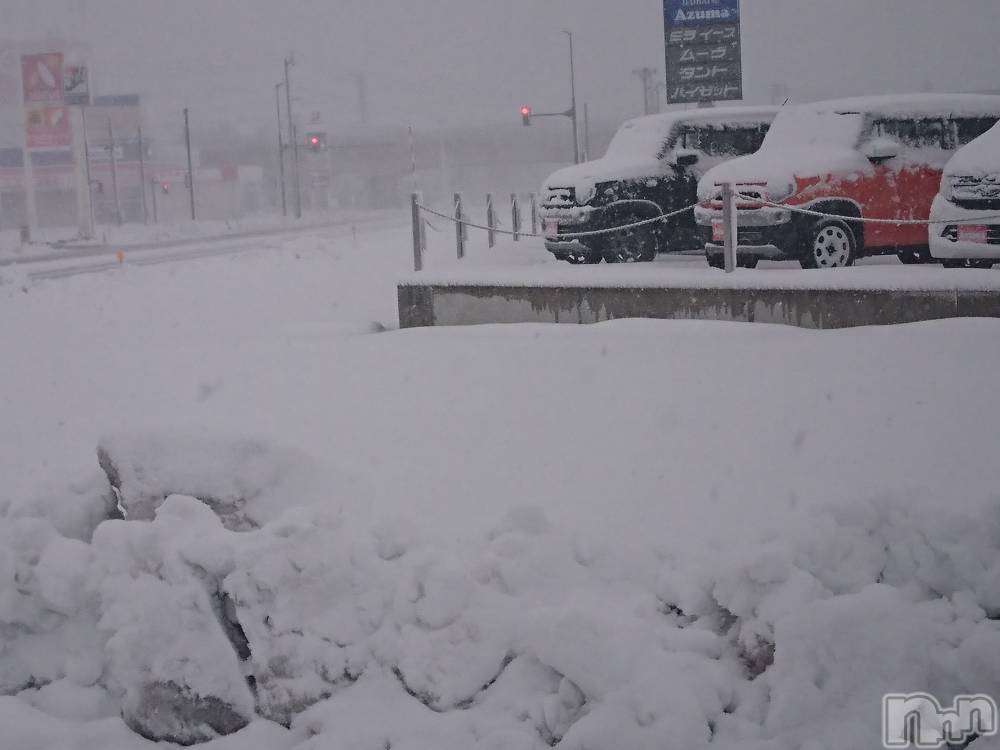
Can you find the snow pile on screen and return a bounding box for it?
[2,434,999,749]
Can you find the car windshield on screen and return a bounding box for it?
[603,118,677,162]
[760,108,865,150]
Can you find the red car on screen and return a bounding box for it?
[695,94,1000,268]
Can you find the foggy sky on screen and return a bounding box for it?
[6,0,1000,139]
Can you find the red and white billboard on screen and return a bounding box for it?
[26,106,72,148]
[21,52,65,104]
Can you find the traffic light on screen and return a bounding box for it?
[520,106,532,126]
[306,131,327,151]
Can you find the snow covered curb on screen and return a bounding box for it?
[2,433,999,749]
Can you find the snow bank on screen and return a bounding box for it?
[2,439,999,748]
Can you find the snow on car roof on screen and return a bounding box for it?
[604,105,780,162]
[801,92,1000,118]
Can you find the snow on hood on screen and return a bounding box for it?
[544,158,662,202]
[697,147,868,201]
[945,121,1000,178]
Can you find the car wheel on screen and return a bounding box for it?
[603,215,658,263]
[897,247,932,264]
[707,254,725,269]
[943,258,994,269]
[565,251,602,265]
[739,256,759,269]
[801,219,856,269]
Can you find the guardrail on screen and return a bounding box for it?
[409,185,1000,273]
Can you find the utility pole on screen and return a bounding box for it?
[184,107,196,221]
[284,55,302,219]
[583,103,591,162]
[562,31,580,165]
[137,125,148,224]
[108,118,122,226]
[633,67,656,116]
[275,82,287,216]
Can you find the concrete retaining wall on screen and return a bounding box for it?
[398,283,1000,329]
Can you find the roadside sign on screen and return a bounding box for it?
[21,52,65,104]
[25,105,72,148]
[663,0,742,105]
[64,64,90,106]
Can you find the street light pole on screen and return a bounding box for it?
[275,82,287,217]
[284,55,302,219]
[562,30,580,165]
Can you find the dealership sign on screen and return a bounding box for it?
[26,106,72,148]
[663,0,742,104]
[21,52,65,104]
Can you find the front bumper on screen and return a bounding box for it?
[928,195,1000,260]
[694,205,804,261]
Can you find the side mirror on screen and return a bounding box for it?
[863,137,900,163]
[672,148,700,168]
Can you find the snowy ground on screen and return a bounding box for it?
[1,219,1000,749]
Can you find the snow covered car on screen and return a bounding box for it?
[929,120,1000,268]
[539,106,778,264]
[695,94,1000,268]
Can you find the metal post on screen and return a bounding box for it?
[108,118,122,226]
[722,182,737,273]
[454,192,465,260]
[184,108,196,221]
[285,56,302,219]
[72,106,94,238]
[562,31,580,165]
[410,192,423,272]
[583,103,591,162]
[137,126,148,224]
[81,107,95,232]
[511,193,521,242]
[486,192,496,248]
[150,177,158,224]
[530,192,539,234]
[275,83,287,217]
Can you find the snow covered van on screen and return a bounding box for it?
[539,106,778,264]
[929,120,1000,268]
[695,94,1000,268]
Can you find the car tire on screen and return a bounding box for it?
[565,251,602,265]
[800,219,856,269]
[707,254,725,269]
[942,258,995,269]
[739,256,759,269]
[897,247,932,265]
[603,215,658,263]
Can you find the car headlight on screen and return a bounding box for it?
[766,182,795,203]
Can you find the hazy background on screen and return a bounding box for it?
[6,0,1000,133]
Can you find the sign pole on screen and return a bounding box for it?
[80,106,95,233]
[137,125,148,224]
[108,118,122,226]
[184,107,196,221]
[71,106,93,238]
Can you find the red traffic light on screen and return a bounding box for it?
[306,131,326,151]
[310,136,319,146]
[520,106,532,126]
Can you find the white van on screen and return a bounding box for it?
[930,121,1000,268]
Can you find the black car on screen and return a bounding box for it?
[540,106,778,263]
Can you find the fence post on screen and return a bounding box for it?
[454,192,465,260]
[411,191,423,272]
[511,193,521,242]
[486,192,496,248]
[722,182,737,274]
[530,192,539,234]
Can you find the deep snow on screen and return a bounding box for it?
[1,220,999,748]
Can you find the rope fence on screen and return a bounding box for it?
[410,186,1000,273]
